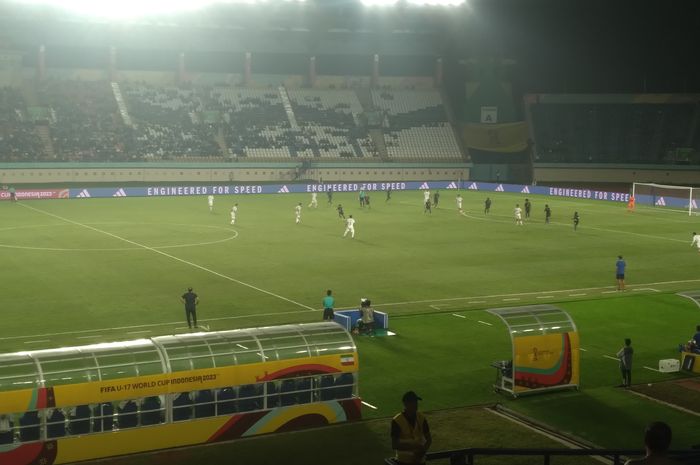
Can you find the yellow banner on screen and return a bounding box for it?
[463,122,529,153]
[513,332,579,393]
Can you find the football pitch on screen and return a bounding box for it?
[1,188,700,451]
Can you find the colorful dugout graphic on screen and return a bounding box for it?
[488,305,580,397]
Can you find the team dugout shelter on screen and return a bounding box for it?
[488,305,580,398]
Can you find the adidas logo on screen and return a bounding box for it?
[691,199,698,209]
[521,186,530,194]
[655,197,665,206]
[468,182,478,190]
[112,188,127,197]
[76,189,91,198]
[495,184,505,192]
[419,182,430,190]
[446,182,458,189]
[278,185,290,193]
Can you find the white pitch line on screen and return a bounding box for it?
[537,296,555,299]
[19,203,315,311]
[643,366,662,373]
[23,340,50,344]
[477,320,493,326]
[579,348,587,352]
[199,324,211,331]
[361,401,378,410]
[502,298,520,302]
[468,301,486,304]
[633,288,660,293]
[601,290,619,294]
[451,313,467,319]
[568,293,587,297]
[603,355,619,361]
[127,330,151,334]
[77,335,103,339]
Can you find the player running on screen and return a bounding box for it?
[433,190,440,208]
[424,199,432,214]
[386,186,392,202]
[309,192,318,208]
[484,197,491,214]
[544,204,551,224]
[514,204,523,225]
[327,190,333,205]
[230,204,238,225]
[456,194,463,213]
[573,211,580,230]
[337,204,345,219]
[207,195,214,212]
[524,199,532,218]
[295,203,302,224]
[423,190,431,205]
[692,232,700,253]
[343,215,356,238]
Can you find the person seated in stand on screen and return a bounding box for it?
[693,325,700,347]
[0,413,14,444]
[46,408,66,438]
[625,421,678,464]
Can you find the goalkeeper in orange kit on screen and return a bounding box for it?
[627,195,635,212]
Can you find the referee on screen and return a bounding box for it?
[322,290,335,321]
[181,287,199,329]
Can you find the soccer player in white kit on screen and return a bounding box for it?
[295,203,302,224]
[514,204,523,225]
[692,232,700,253]
[207,195,214,212]
[456,194,463,213]
[423,190,431,204]
[309,192,318,208]
[230,204,238,225]
[343,215,355,238]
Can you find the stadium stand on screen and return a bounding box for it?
[0,86,45,162]
[531,102,700,164]
[39,80,127,161]
[372,89,462,161]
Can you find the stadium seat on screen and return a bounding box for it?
[18,411,40,442]
[117,401,138,429]
[194,390,216,418]
[172,392,193,421]
[280,379,298,406]
[334,373,354,400]
[68,405,91,435]
[92,402,114,432]
[46,409,66,439]
[238,384,263,412]
[217,387,238,415]
[140,396,163,425]
[319,375,335,401]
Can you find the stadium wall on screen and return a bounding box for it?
[0,163,470,184]
[534,164,700,186]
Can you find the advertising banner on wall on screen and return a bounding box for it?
[0,189,69,201]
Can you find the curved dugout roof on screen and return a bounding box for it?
[0,323,354,392]
[487,304,577,337]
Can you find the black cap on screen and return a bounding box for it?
[402,391,422,402]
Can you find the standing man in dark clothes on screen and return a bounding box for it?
[424,199,432,214]
[573,212,580,230]
[391,391,432,465]
[617,338,633,388]
[9,186,16,202]
[616,255,626,291]
[544,204,551,224]
[327,190,333,205]
[524,199,531,218]
[365,193,371,209]
[337,204,345,219]
[386,186,392,202]
[433,191,440,208]
[484,197,492,214]
[181,287,199,329]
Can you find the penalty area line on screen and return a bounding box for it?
[361,401,378,410]
[19,203,315,312]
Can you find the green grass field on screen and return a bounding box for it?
[1,188,699,459]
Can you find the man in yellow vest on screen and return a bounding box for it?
[391,391,432,465]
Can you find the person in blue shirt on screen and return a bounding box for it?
[693,325,700,347]
[322,290,335,321]
[616,255,626,291]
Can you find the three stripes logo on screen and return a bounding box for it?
[521,186,530,194]
[468,182,478,190]
[277,185,290,193]
[655,197,666,206]
[691,199,698,209]
[76,189,91,198]
[495,184,505,192]
[419,182,430,190]
[446,182,458,189]
[112,188,127,197]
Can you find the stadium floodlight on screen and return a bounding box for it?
[406,0,466,5]
[9,0,307,19]
[360,0,400,6]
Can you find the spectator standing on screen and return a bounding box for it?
[616,255,627,291]
[181,287,199,329]
[322,290,335,321]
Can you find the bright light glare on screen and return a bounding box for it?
[360,0,399,6]
[407,0,465,5]
[11,0,306,19]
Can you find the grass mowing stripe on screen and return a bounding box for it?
[19,203,315,311]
